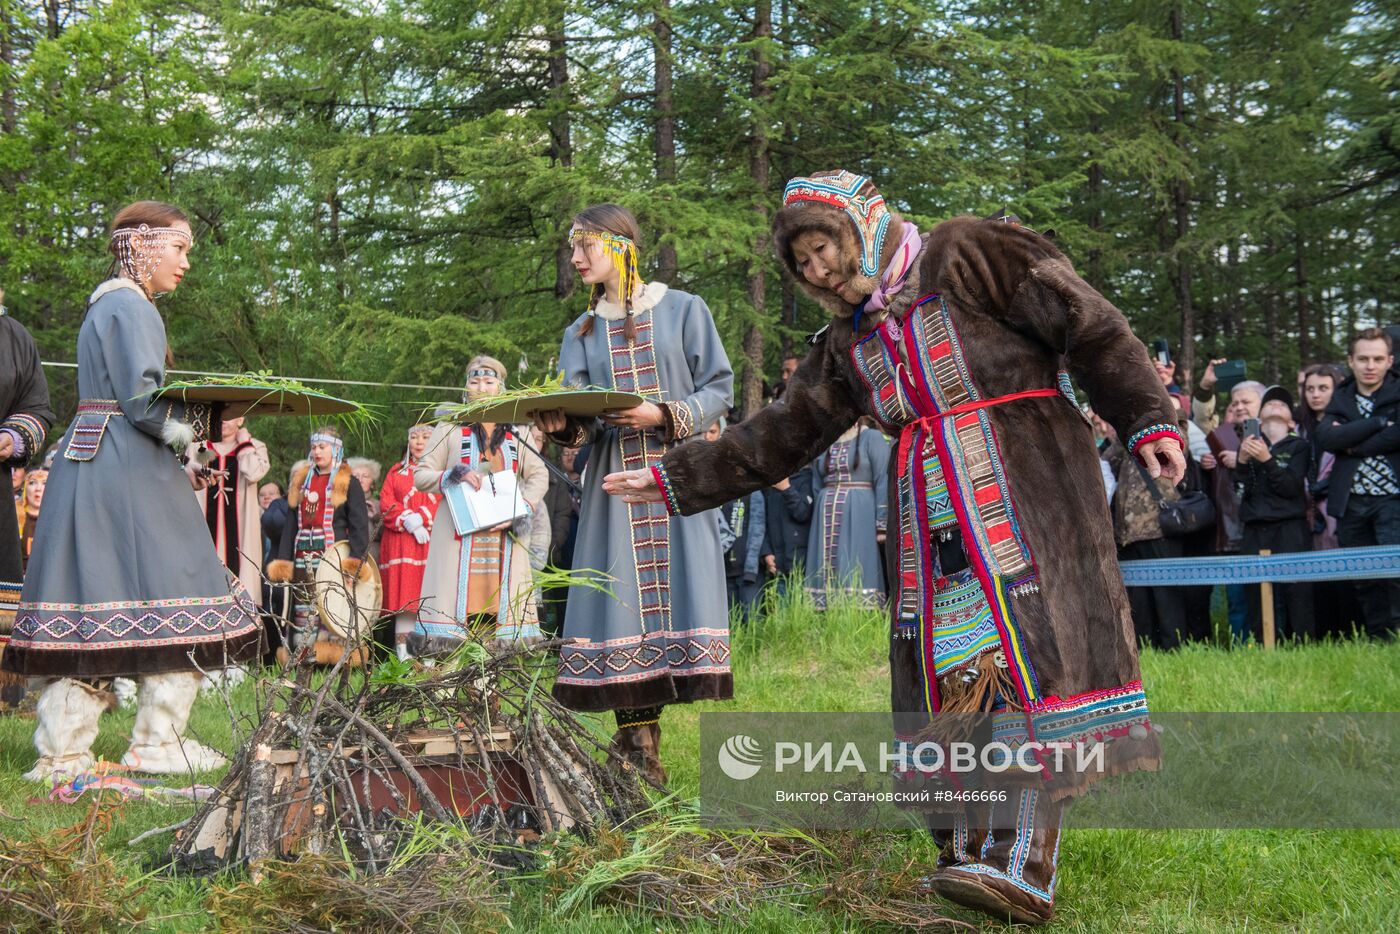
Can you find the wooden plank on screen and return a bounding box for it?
[267,728,516,767]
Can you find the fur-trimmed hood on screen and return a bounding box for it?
[771,198,923,329]
[288,463,354,509]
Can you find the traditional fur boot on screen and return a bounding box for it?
[929,787,1064,925]
[24,678,113,782]
[120,671,228,774]
[610,707,668,786]
[931,799,993,870]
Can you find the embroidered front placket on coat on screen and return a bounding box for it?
[848,293,1152,775]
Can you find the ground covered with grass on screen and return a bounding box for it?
[0,589,1396,932]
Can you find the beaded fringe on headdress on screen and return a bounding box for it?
[569,229,642,342]
[108,224,191,291]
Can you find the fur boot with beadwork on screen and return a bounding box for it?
[24,678,114,782]
[929,787,1063,925]
[121,671,227,773]
[931,799,993,870]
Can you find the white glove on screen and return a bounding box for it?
[402,511,431,544]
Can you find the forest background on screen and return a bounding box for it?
[1,0,1395,467]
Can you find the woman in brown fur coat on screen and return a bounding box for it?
[603,170,1185,925]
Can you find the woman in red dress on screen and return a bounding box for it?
[379,424,439,659]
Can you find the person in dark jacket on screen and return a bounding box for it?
[0,294,54,705]
[1238,387,1314,640]
[1316,328,1400,640]
[267,427,371,663]
[720,489,772,623]
[539,445,582,635]
[258,480,292,657]
[763,463,816,593]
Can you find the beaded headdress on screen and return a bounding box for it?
[782,171,891,278]
[398,423,433,474]
[568,227,641,317]
[302,430,344,496]
[464,355,506,384]
[108,224,191,290]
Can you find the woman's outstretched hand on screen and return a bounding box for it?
[602,468,664,504]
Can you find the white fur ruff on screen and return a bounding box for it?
[592,281,668,320]
[162,418,197,452]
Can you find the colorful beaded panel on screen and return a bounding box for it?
[63,399,124,463]
[850,329,915,430]
[925,572,1001,678]
[1127,422,1185,456]
[11,592,259,650]
[664,400,695,440]
[991,680,1150,749]
[605,312,673,638]
[652,465,681,516]
[554,627,731,686]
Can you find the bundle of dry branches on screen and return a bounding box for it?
[172,636,653,875]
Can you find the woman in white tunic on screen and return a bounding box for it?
[412,356,548,653]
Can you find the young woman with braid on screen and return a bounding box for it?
[534,204,734,785]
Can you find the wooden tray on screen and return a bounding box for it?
[154,384,361,417]
[454,388,644,425]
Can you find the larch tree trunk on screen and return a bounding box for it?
[1294,226,1311,364]
[1169,4,1195,381]
[547,3,575,302]
[652,0,678,283]
[742,0,772,418]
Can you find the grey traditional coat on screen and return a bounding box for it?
[806,426,891,607]
[2,280,262,678]
[548,282,735,711]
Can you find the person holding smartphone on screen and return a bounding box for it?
[1238,387,1314,640]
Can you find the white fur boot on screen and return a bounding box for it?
[24,679,110,782]
[113,677,139,709]
[199,665,247,694]
[121,671,227,774]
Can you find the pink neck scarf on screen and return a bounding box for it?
[864,221,922,314]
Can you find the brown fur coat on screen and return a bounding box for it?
[657,215,1179,800]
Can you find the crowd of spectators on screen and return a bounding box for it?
[1094,327,1399,648]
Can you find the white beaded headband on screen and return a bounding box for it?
[109,224,190,285]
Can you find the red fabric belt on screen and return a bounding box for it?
[911,387,1062,427]
[896,387,1063,480]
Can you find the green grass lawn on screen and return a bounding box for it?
[1,589,1397,932]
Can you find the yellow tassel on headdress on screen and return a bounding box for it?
[568,229,641,313]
